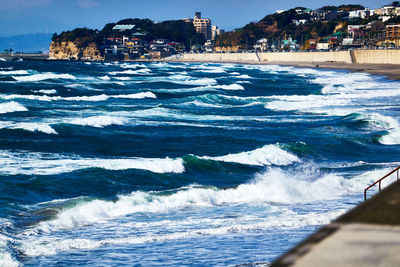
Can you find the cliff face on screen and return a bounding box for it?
[49,41,103,61]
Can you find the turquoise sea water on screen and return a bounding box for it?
[0,60,400,266]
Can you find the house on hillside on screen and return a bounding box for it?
[112,25,136,32]
[253,38,268,52]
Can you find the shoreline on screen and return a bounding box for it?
[166,59,400,81]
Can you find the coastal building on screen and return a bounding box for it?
[112,24,136,31]
[380,15,392,22]
[193,12,212,40]
[204,40,213,52]
[294,7,307,14]
[181,18,193,23]
[253,38,268,52]
[292,19,308,26]
[211,25,224,40]
[348,9,371,19]
[386,24,400,40]
[317,42,330,50]
[281,37,298,50]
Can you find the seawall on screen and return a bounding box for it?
[177,49,400,65]
[271,180,400,267]
[0,53,49,61]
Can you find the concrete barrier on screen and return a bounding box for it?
[259,51,352,63]
[352,49,400,64]
[179,53,259,62]
[178,50,400,65]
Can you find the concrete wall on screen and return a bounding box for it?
[179,53,259,62]
[352,49,400,64]
[259,51,352,63]
[179,50,400,65]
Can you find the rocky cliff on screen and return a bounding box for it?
[49,41,103,61]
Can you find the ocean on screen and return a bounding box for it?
[0,60,399,266]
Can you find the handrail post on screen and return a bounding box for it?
[364,166,400,201]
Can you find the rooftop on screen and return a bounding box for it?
[112,25,136,31]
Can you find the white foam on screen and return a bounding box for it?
[120,63,146,69]
[168,74,191,80]
[0,151,184,176]
[28,164,382,234]
[5,123,57,135]
[151,62,168,68]
[128,107,271,122]
[366,113,400,145]
[214,84,244,90]
[13,73,76,82]
[99,75,110,80]
[109,69,151,75]
[233,74,252,79]
[237,80,251,84]
[68,116,128,128]
[64,83,95,90]
[0,101,27,114]
[168,75,218,86]
[21,209,343,257]
[34,89,57,95]
[114,76,131,81]
[259,67,400,117]
[181,100,223,108]
[114,92,156,99]
[0,233,19,267]
[0,70,29,75]
[0,92,156,102]
[198,67,226,73]
[265,94,351,112]
[200,144,300,166]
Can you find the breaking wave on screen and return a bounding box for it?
[0,122,57,134]
[199,144,300,166]
[13,73,76,82]
[21,209,343,257]
[0,150,185,176]
[0,92,156,102]
[109,68,152,75]
[26,164,388,234]
[34,89,57,95]
[364,113,400,145]
[0,101,27,114]
[0,70,29,75]
[68,116,128,128]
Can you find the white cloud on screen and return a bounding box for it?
[77,0,98,8]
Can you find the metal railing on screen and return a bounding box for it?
[364,166,400,201]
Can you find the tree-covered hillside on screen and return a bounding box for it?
[52,18,205,49]
[215,4,377,49]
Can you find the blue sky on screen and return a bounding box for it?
[0,0,392,36]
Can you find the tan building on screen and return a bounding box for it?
[385,25,400,46]
[386,25,400,39]
[193,12,212,40]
